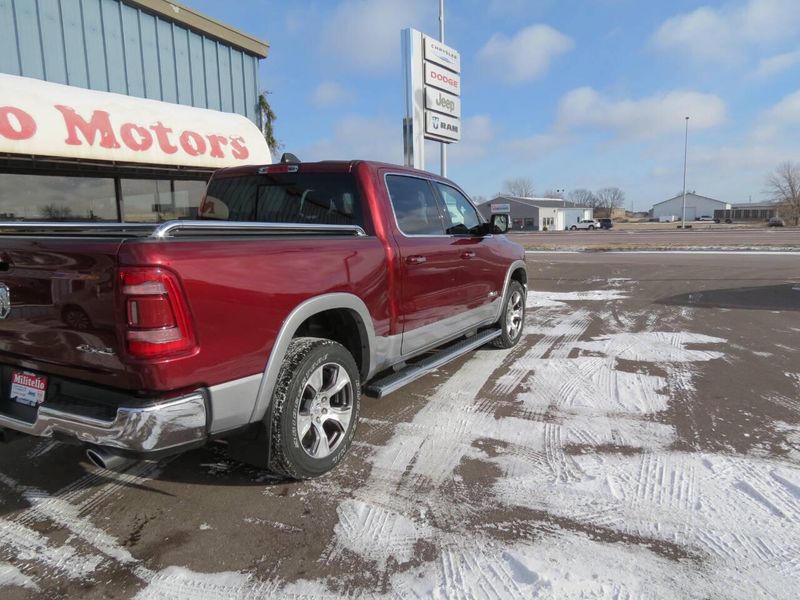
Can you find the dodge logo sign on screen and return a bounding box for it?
[0,283,10,319]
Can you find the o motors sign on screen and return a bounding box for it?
[0,73,271,169]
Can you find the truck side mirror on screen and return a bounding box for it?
[489,214,510,234]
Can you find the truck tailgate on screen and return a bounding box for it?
[0,237,128,387]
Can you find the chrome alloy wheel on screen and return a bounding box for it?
[296,363,354,459]
[505,289,524,339]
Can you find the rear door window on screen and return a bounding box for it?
[385,175,445,235]
[203,173,364,227]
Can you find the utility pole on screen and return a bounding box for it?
[681,116,689,229]
[439,0,446,177]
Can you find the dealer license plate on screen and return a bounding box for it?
[10,371,48,406]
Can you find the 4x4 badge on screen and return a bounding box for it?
[0,283,10,319]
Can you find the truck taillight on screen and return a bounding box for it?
[119,267,197,359]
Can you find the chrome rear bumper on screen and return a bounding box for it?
[0,392,207,454]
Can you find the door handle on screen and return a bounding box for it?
[406,255,427,265]
[460,251,476,259]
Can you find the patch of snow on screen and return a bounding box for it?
[133,566,277,600]
[526,289,628,308]
[333,499,432,567]
[0,562,37,590]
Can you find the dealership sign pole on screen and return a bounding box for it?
[402,27,461,172]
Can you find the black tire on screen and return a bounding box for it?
[588,225,595,230]
[268,337,361,479]
[570,225,577,230]
[491,280,526,349]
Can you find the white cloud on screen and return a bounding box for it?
[310,82,353,108]
[752,50,800,78]
[651,0,800,65]
[555,87,726,140]
[302,115,402,164]
[317,0,434,72]
[477,25,573,84]
[447,115,495,163]
[753,90,800,141]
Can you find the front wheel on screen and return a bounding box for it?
[268,337,360,479]
[491,280,526,349]
[588,225,595,230]
[570,225,577,230]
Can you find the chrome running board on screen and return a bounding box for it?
[364,328,502,399]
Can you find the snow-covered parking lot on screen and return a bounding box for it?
[1,252,799,599]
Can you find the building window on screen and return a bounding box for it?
[0,173,117,221]
[120,179,206,222]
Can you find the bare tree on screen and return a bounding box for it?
[542,189,564,199]
[471,194,488,205]
[766,161,800,225]
[502,177,535,198]
[39,204,73,221]
[595,187,626,209]
[568,188,597,207]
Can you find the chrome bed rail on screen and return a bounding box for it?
[0,220,368,238]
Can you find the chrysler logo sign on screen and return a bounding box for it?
[0,283,10,319]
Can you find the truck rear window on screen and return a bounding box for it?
[202,173,364,227]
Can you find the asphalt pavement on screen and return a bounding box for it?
[0,252,799,599]
[513,226,800,249]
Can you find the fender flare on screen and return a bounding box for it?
[494,260,528,321]
[248,293,377,423]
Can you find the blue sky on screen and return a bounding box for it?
[187,0,800,210]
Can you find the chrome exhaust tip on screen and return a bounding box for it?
[85,446,135,472]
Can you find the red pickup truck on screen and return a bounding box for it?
[0,160,527,478]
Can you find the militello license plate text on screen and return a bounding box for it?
[10,371,48,406]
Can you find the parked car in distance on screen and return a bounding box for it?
[570,219,601,230]
[696,215,714,222]
[597,218,613,230]
[768,217,785,227]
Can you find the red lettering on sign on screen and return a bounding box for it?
[206,134,228,158]
[120,122,153,151]
[55,105,120,148]
[179,130,206,156]
[229,136,249,160]
[0,106,37,140]
[149,121,178,154]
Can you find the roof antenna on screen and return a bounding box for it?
[280,152,300,164]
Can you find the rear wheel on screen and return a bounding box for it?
[268,337,360,479]
[491,280,526,349]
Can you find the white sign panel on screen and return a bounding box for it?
[425,87,461,118]
[424,62,461,96]
[425,111,461,142]
[424,36,461,73]
[491,203,511,214]
[0,73,271,169]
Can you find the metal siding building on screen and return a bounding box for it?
[650,193,730,221]
[0,0,265,124]
[478,196,592,231]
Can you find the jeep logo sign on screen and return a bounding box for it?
[425,88,461,118]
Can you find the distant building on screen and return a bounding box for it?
[650,193,730,221]
[714,201,781,223]
[477,196,593,231]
